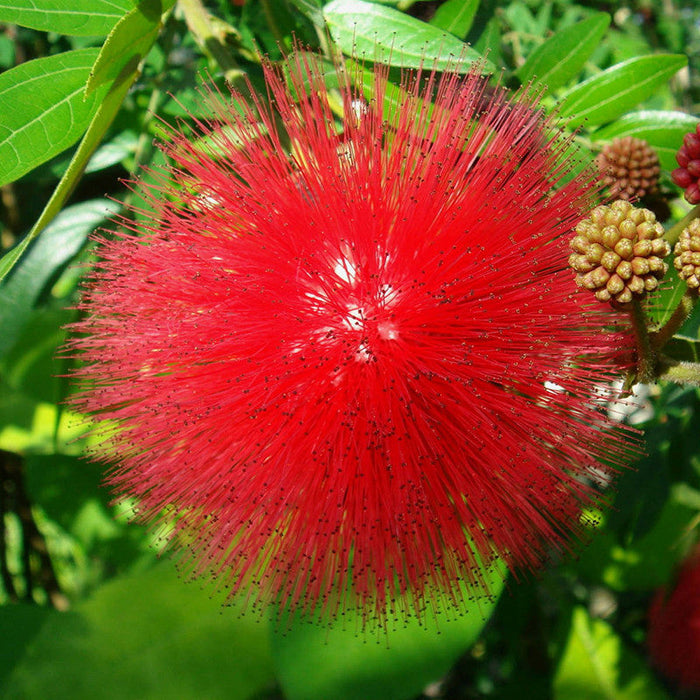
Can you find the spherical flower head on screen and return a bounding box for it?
[569,200,670,306]
[69,54,636,623]
[596,136,660,201]
[674,217,700,290]
[648,546,700,691]
[672,123,700,205]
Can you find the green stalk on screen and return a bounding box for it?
[651,288,698,350]
[657,357,700,387]
[629,298,656,383]
[178,0,247,89]
[664,203,700,246]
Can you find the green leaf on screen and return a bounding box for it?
[665,340,700,370]
[592,110,699,171]
[23,453,150,574]
[0,0,133,36]
[678,296,700,341]
[578,488,699,592]
[605,423,670,545]
[517,13,610,95]
[85,0,164,96]
[85,130,138,173]
[0,41,145,282]
[272,566,506,700]
[672,481,700,511]
[0,236,32,282]
[557,54,687,128]
[429,0,479,40]
[0,307,75,406]
[0,605,52,688]
[24,453,119,541]
[533,1,552,36]
[474,17,502,69]
[288,0,324,27]
[505,1,540,37]
[323,0,492,73]
[2,563,276,700]
[649,262,684,327]
[0,390,91,455]
[554,607,670,699]
[0,199,118,358]
[0,48,104,187]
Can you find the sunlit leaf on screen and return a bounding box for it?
[0,49,103,187]
[557,55,687,128]
[0,0,133,36]
[0,199,119,358]
[0,44,144,282]
[85,0,166,95]
[288,0,324,27]
[0,391,91,455]
[578,482,700,592]
[429,0,479,40]
[517,13,610,94]
[2,563,276,700]
[273,565,506,700]
[592,110,699,171]
[554,607,670,699]
[323,0,492,73]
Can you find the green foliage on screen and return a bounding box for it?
[0,0,698,698]
[2,563,276,699]
[0,0,134,36]
[516,13,610,95]
[593,111,700,171]
[85,0,169,95]
[553,607,669,699]
[557,55,688,128]
[272,570,505,700]
[429,0,480,40]
[323,0,490,72]
[0,49,105,187]
[0,200,117,357]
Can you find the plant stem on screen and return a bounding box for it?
[665,203,700,246]
[651,288,699,350]
[629,298,656,383]
[178,0,247,89]
[657,356,700,387]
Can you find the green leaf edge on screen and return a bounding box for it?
[516,13,611,95]
[323,0,493,73]
[557,54,687,127]
[0,58,142,283]
[85,0,163,96]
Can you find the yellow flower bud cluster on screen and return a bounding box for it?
[674,218,700,290]
[569,200,670,305]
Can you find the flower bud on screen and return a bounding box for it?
[674,217,700,289]
[569,200,670,305]
[596,136,660,200]
[672,123,700,204]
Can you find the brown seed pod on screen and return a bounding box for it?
[674,218,700,289]
[596,136,660,201]
[569,200,670,305]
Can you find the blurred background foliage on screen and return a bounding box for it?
[0,0,699,698]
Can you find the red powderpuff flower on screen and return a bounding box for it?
[648,546,700,691]
[68,54,635,622]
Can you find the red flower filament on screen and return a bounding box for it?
[70,55,634,622]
